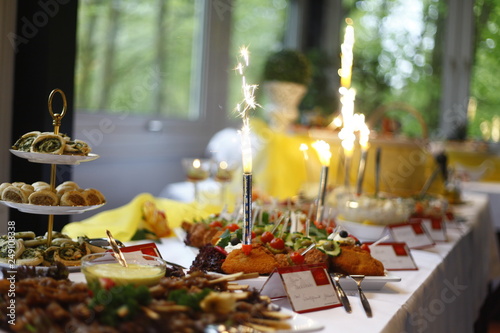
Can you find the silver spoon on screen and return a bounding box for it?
[350,275,372,317]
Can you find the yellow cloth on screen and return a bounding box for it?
[61,193,219,241]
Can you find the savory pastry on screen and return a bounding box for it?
[329,244,385,276]
[60,190,87,206]
[11,131,41,151]
[81,188,105,205]
[32,181,51,191]
[0,238,25,263]
[30,133,65,154]
[0,182,11,197]
[52,242,90,266]
[222,244,280,275]
[1,185,30,203]
[64,139,92,155]
[15,248,44,266]
[56,181,80,191]
[28,190,59,206]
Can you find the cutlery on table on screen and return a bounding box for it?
[350,275,373,318]
[332,273,352,313]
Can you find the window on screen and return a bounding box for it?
[342,0,446,138]
[469,0,500,142]
[227,0,288,114]
[75,0,200,119]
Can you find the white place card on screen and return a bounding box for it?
[368,242,418,270]
[260,264,341,313]
[410,217,447,242]
[388,221,435,249]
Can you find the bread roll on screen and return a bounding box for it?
[82,188,105,205]
[60,190,87,206]
[1,185,30,203]
[32,181,50,190]
[29,190,59,206]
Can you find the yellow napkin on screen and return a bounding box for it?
[62,193,219,241]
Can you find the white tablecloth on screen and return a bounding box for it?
[69,193,500,333]
[462,181,500,231]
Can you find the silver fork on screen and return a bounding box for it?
[350,275,373,318]
[332,273,352,313]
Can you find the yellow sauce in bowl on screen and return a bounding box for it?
[83,263,165,286]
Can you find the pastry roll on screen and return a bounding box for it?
[29,190,59,206]
[12,131,40,152]
[82,188,105,205]
[1,185,30,203]
[64,139,92,155]
[0,183,11,197]
[56,181,80,191]
[60,190,87,206]
[30,133,65,154]
[32,181,52,192]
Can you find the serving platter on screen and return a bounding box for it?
[0,200,105,215]
[66,272,323,333]
[0,262,81,275]
[10,149,99,165]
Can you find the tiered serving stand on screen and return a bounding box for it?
[1,89,104,245]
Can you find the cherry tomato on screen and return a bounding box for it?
[290,251,305,265]
[209,220,223,228]
[360,244,371,253]
[99,277,116,290]
[314,220,325,229]
[224,223,240,232]
[269,237,285,250]
[214,245,228,256]
[260,231,274,243]
[251,231,256,239]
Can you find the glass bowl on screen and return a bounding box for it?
[81,252,166,287]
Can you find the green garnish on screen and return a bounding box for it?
[88,282,151,326]
[167,288,211,311]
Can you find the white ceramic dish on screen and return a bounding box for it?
[0,200,105,215]
[335,218,389,242]
[67,272,322,332]
[209,271,400,291]
[0,262,81,275]
[10,149,99,165]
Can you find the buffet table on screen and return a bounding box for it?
[68,193,499,333]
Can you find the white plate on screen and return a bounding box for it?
[68,272,322,333]
[10,149,99,165]
[335,218,388,242]
[0,200,105,215]
[278,307,324,332]
[0,262,81,276]
[229,273,400,292]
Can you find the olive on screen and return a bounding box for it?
[230,236,241,246]
[339,230,349,238]
[301,239,312,247]
[322,241,334,251]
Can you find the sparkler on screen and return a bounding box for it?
[312,140,332,225]
[234,46,259,255]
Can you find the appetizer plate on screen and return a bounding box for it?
[10,149,99,165]
[228,273,400,291]
[0,262,81,275]
[335,218,388,242]
[278,307,324,332]
[67,273,324,333]
[0,200,105,215]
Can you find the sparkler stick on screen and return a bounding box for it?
[234,46,259,255]
[312,140,332,225]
